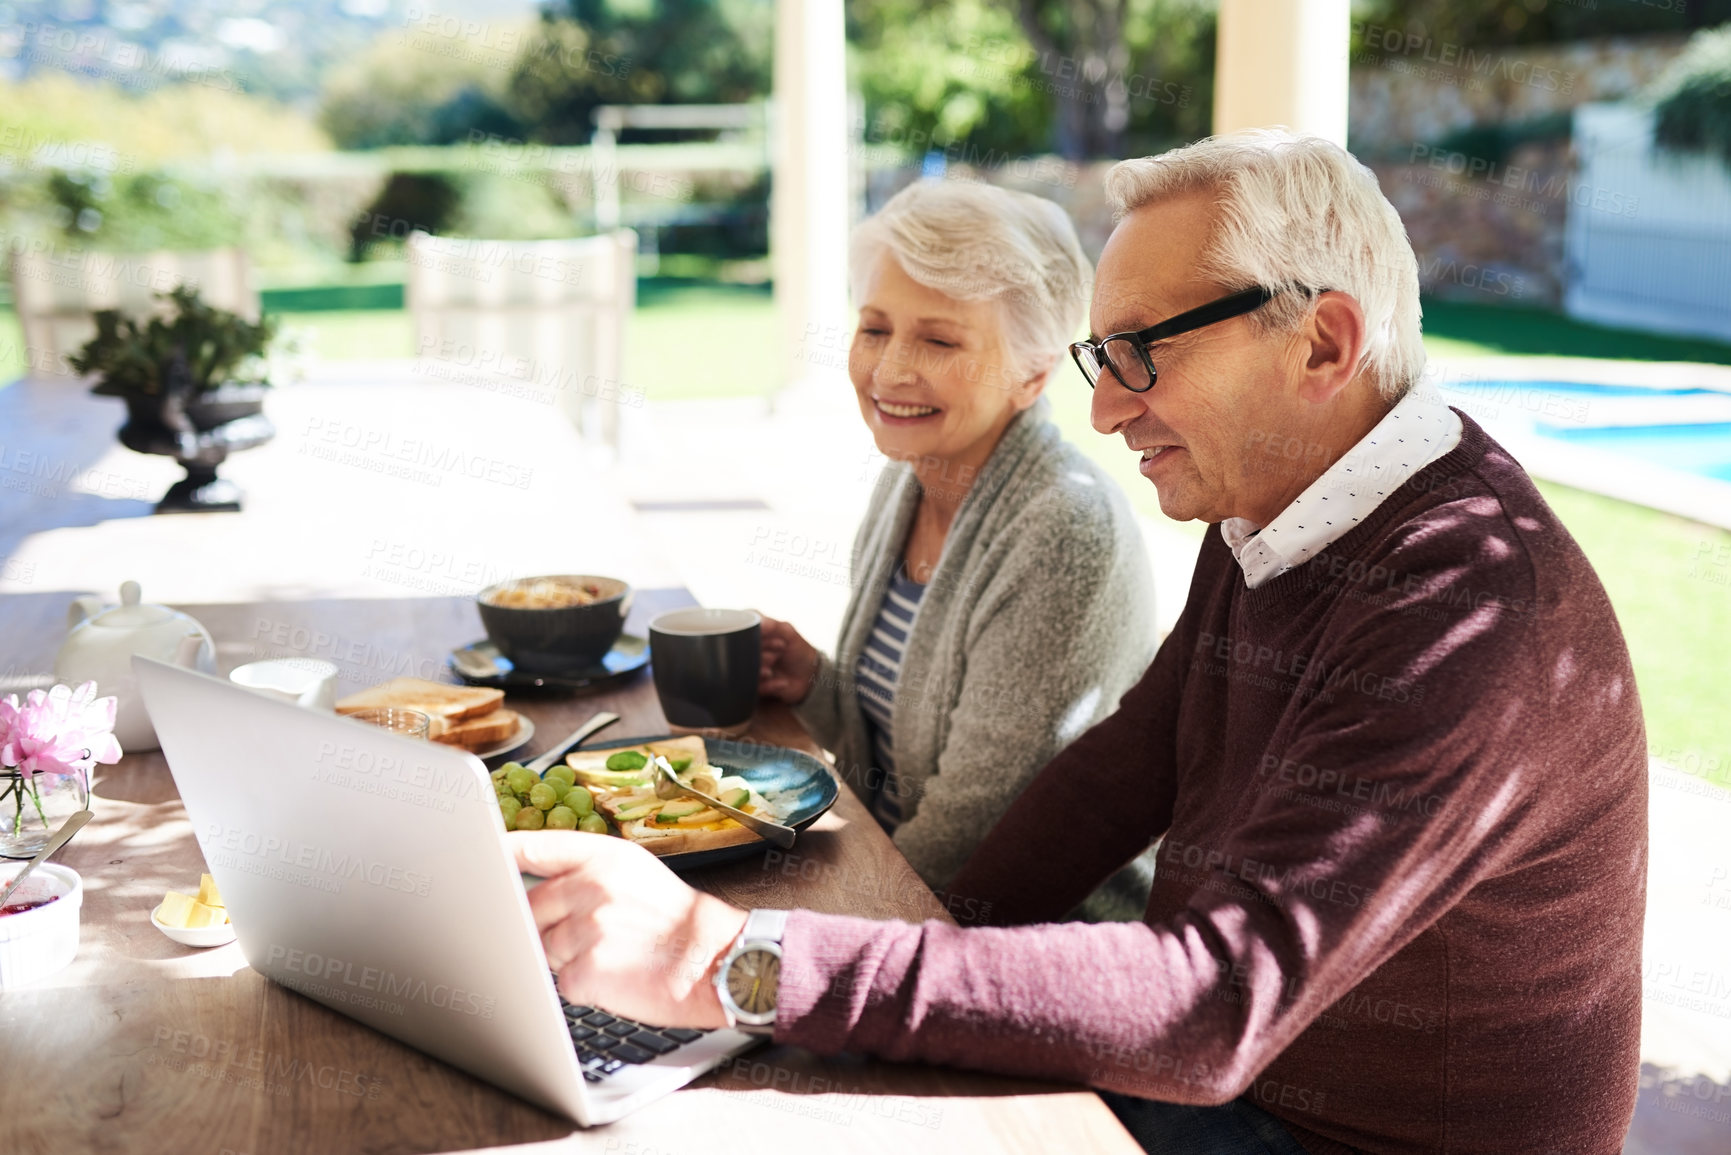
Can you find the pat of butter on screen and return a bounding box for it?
[158,893,197,928]
[160,889,228,929]
[183,900,227,928]
[196,873,223,908]
[159,890,199,927]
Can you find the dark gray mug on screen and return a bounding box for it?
[648,608,762,735]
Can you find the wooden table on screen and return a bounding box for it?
[0,589,1138,1155]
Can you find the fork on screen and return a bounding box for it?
[648,755,796,849]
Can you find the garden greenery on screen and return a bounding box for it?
[68,287,280,399]
[1650,23,1731,170]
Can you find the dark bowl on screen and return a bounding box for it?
[476,575,631,674]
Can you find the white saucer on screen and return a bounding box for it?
[475,715,535,761]
[151,902,238,948]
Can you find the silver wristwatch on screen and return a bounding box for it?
[713,909,788,1034]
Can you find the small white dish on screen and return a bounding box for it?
[0,862,83,988]
[151,901,238,948]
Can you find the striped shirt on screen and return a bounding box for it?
[855,568,926,832]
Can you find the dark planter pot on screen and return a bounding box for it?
[116,382,275,513]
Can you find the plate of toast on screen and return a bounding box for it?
[335,676,532,760]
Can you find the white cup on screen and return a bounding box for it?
[229,659,339,711]
[0,862,82,989]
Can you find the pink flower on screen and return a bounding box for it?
[0,681,122,784]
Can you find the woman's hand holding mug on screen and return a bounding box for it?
[757,615,820,704]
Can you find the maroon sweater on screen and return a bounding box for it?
[774,415,1648,1154]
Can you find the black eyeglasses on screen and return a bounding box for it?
[1070,285,1281,393]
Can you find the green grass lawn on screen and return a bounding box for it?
[1,279,780,396]
[0,308,21,384]
[0,305,419,378]
[627,280,778,400]
[1532,482,1731,788]
[1421,298,1731,363]
[278,310,415,360]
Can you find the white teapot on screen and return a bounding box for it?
[53,581,215,753]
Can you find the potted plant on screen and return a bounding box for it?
[0,682,120,858]
[68,285,285,512]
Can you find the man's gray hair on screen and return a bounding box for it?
[850,179,1092,385]
[1105,130,1425,400]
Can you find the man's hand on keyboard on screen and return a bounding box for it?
[511,830,748,1030]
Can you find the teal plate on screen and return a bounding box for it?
[582,733,840,872]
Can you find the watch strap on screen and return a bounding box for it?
[742,908,789,944]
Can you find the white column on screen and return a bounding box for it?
[771,0,852,399]
[1213,0,1350,146]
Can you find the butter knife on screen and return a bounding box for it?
[526,711,621,775]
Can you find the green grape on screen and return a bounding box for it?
[499,796,522,820]
[577,812,608,835]
[514,806,546,830]
[545,806,578,830]
[605,750,647,771]
[562,784,594,817]
[528,782,559,811]
[543,765,577,788]
[499,761,525,775]
[505,767,536,794]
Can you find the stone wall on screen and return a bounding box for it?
[1371,137,1576,306]
[869,146,1572,305]
[1348,32,1689,307]
[1347,31,1687,155]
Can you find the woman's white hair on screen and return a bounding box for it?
[849,179,1092,385]
[1105,129,1425,400]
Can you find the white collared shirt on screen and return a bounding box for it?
[1220,389,1463,589]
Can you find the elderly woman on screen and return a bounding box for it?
[758,180,1157,919]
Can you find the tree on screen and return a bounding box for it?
[505,0,772,145]
[848,0,1052,161]
[1352,0,1731,47]
[1651,23,1731,169]
[1007,0,1131,160]
[318,26,527,148]
[849,0,1213,163]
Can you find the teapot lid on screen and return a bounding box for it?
[92,581,177,628]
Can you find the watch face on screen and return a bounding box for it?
[725,947,780,1017]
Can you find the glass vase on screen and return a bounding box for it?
[0,768,90,858]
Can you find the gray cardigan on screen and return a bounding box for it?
[794,400,1160,920]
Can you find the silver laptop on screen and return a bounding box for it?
[134,655,758,1125]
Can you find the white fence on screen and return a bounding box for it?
[1565,102,1731,344]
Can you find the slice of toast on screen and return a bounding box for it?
[565,735,709,781]
[433,708,520,752]
[336,677,503,726]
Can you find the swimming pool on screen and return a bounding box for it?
[1439,380,1731,484]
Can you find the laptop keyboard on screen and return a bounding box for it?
[561,1001,711,1082]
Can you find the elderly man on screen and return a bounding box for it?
[514,131,1647,1155]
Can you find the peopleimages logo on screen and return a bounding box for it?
[199,824,434,897]
[266,944,497,1019]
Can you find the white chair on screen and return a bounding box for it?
[405,230,638,449]
[7,245,257,381]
